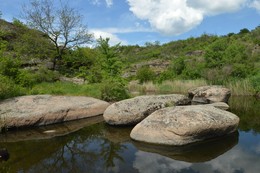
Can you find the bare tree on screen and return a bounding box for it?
[22,0,93,69]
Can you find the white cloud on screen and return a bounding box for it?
[127,0,248,36]
[187,0,247,15]
[133,151,192,173]
[127,0,203,36]
[249,0,260,11]
[90,29,128,46]
[133,145,260,173]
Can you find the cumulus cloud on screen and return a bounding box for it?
[90,29,128,46]
[127,0,203,35]
[127,0,248,35]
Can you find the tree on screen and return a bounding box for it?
[97,37,123,78]
[239,28,250,35]
[22,0,93,69]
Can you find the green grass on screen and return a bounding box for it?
[29,82,102,99]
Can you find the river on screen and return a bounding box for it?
[0,96,259,173]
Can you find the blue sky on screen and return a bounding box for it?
[0,0,260,46]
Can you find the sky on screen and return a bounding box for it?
[0,0,260,46]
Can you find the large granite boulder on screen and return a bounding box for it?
[130,105,239,146]
[0,95,110,129]
[188,85,231,104]
[103,94,190,125]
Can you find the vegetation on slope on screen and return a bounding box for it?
[0,17,260,100]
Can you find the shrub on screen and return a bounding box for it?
[0,56,20,79]
[16,69,37,88]
[16,67,59,88]
[34,67,60,83]
[136,66,156,83]
[0,75,24,100]
[101,80,129,102]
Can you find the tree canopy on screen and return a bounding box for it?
[22,0,93,69]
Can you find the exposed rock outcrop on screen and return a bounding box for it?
[130,105,239,146]
[188,85,231,104]
[103,94,190,125]
[0,95,109,129]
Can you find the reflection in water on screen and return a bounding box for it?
[0,96,259,172]
[133,139,260,173]
[0,115,104,142]
[133,131,239,163]
[0,122,133,173]
[229,96,260,132]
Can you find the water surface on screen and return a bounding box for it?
[0,96,259,173]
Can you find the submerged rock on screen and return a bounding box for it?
[103,94,190,125]
[0,95,109,129]
[130,105,239,146]
[188,85,231,104]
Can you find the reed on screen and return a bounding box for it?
[224,79,255,96]
[128,79,208,95]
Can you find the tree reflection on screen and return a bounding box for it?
[100,139,127,169]
[0,122,129,172]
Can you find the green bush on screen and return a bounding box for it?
[0,56,20,79]
[0,75,24,100]
[101,80,129,102]
[157,70,175,83]
[16,67,59,88]
[136,66,156,83]
[34,67,60,83]
[16,69,37,88]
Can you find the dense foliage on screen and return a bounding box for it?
[0,18,259,100]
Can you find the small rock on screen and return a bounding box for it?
[188,85,231,104]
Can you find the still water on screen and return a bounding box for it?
[0,96,259,173]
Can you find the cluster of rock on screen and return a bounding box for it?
[104,85,239,146]
[0,85,239,146]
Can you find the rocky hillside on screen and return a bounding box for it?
[120,27,260,83]
[0,19,55,68]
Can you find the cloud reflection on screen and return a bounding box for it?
[133,144,260,173]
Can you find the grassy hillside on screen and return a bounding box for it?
[119,28,260,96]
[0,19,260,100]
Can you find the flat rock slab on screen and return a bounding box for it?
[103,94,190,125]
[188,85,231,104]
[0,95,110,129]
[130,105,239,146]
